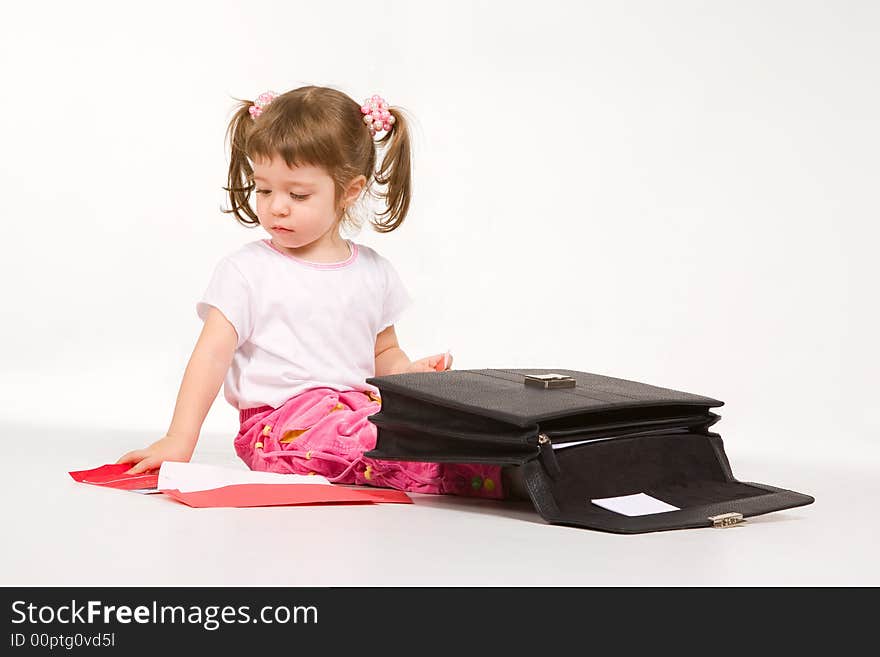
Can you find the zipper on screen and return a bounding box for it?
[537,433,561,479]
[537,413,717,442]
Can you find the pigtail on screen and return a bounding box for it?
[221,97,260,227]
[370,106,413,233]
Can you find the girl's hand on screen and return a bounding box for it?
[406,351,453,373]
[115,434,195,475]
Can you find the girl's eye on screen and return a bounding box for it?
[255,189,309,201]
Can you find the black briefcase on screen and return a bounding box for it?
[364,368,814,534]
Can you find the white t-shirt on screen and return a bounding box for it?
[195,238,413,410]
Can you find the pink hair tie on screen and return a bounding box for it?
[249,91,278,120]
[360,94,396,137]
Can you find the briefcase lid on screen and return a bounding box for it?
[366,368,724,428]
[518,432,814,534]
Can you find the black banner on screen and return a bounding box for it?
[1,586,866,652]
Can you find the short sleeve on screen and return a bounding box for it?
[195,258,254,349]
[379,256,414,331]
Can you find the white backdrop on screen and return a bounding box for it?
[1,0,876,464]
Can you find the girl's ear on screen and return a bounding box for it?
[343,175,367,206]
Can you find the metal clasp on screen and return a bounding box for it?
[524,373,576,389]
[708,512,745,528]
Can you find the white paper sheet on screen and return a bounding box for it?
[157,461,332,493]
[590,493,680,516]
[552,437,609,450]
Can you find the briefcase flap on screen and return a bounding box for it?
[520,431,814,534]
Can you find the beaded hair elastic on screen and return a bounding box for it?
[248,91,278,119]
[249,90,396,137]
[359,94,396,137]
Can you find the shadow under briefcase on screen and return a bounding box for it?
[364,368,814,534]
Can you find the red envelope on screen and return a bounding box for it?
[159,483,412,508]
[69,463,159,491]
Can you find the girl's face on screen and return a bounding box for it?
[252,156,344,254]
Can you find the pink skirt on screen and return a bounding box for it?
[235,387,505,499]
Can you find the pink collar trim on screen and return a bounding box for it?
[261,239,358,270]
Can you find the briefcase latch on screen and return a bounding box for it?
[708,512,745,528]
[524,373,576,389]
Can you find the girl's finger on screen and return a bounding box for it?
[126,458,159,475]
[116,450,146,465]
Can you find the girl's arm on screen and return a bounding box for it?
[375,325,452,375]
[116,306,238,474]
[375,325,412,376]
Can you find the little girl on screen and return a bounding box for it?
[116,85,513,500]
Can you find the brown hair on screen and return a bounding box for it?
[222,85,413,234]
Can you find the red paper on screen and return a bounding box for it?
[159,483,412,508]
[70,464,412,507]
[69,464,159,490]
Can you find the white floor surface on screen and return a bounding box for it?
[2,421,877,587]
